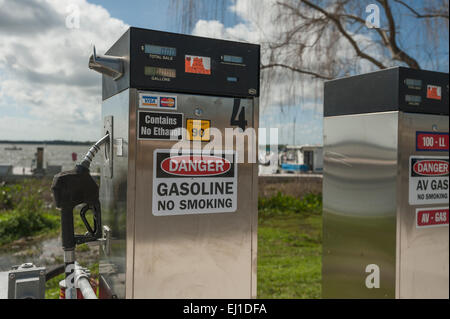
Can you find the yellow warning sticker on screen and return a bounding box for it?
[186,119,210,141]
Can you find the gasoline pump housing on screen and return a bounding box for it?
[88,27,260,299]
[322,67,449,299]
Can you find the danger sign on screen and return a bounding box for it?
[416,207,449,228]
[409,156,449,205]
[152,149,237,216]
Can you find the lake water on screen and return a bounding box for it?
[0,143,102,173]
[0,143,103,271]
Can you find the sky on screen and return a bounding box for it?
[0,0,448,145]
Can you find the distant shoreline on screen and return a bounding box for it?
[0,140,95,146]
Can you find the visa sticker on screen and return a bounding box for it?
[139,94,159,108]
[160,96,177,109]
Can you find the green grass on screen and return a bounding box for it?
[0,179,97,247]
[0,179,60,245]
[45,273,65,299]
[257,193,322,299]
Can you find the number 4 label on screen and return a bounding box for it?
[230,98,247,131]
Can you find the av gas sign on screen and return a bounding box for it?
[409,156,449,205]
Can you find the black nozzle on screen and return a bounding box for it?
[51,165,101,250]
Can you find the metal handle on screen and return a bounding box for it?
[75,201,102,245]
[80,204,98,235]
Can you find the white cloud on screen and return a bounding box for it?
[0,0,128,141]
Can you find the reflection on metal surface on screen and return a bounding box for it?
[99,89,130,299]
[89,46,124,80]
[323,112,399,298]
[323,111,449,299]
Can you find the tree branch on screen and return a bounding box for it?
[261,63,333,80]
[377,0,421,69]
[394,0,449,20]
[340,13,390,46]
[300,0,387,69]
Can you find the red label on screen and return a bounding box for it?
[427,85,442,100]
[161,155,231,176]
[416,132,449,151]
[413,160,449,176]
[185,55,211,75]
[417,208,449,227]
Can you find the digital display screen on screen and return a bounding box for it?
[145,44,177,57]
[405,78,422,90]
[222,55,244,64]
[405,95,422,104]
[145,66,176,78]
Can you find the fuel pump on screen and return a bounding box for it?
[88,27,260,299]
[51,134,109,299]
[322,67,449,298]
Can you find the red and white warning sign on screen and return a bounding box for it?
[152,149,237,216]
[426,85,442,100]
[409,156,449,205]
[416,207,449,228]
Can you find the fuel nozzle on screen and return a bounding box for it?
[51,133,109,250]
[51,134,109,299]
[51,165,101,249]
